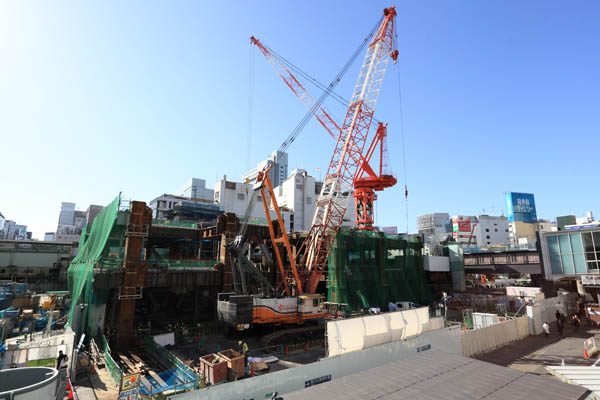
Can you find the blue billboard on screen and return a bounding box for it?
[505,192,537,223]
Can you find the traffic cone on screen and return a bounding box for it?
[304,342,309,352]
[67,383,74,400]
[585,348,590,359]
[66,380,71,391]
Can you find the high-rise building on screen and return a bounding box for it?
[242,150,289,188]
[417,213,451,245]
[58,202,76,225]
[55,202,101,243]
[474,215,509,247]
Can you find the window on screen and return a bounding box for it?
[306,197,312,204]
[485,228,489,232]
[494,229,498,232]
[214,191,219,199]
[296,184,304,189]
[505,229,508,232]
[486,235,490,239]
[257,195,262,201]
[237,193,245,200]
[225,181,236,190]
[313,299,319,307]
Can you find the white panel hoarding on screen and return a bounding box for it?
[327,307,433,357]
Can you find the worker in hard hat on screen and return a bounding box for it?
[239,340,249,367]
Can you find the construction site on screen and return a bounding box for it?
[2,4,598,400]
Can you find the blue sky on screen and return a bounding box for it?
[1,1,599,239]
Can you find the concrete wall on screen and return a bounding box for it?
[169,326,462,400]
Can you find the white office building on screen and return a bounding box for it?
[214,169,355,233]
[474,215,509,247]
[242,150,289,188]
[178,178,214,201]
[417,213,451,244]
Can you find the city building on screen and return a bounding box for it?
[85,205,104,227]
[536,218,556,233]
[213,176,294,230]
[2,220,16,241]
[58,202,76,226]
[14,225,28,241]
[450,215,478,245]
[150,194,221,221]
[0,212,4,235]
[55,201,103,243]
[557,215,576,231]
[214,170,354,233]
[539,228,599,279]
[274,168,354,232]
[242,150,289,188]
[417,213,452,239]
[150,178,214,220]
[474,215,509,247]
[576,211,596,225]
[177,178,214,201]
[508,221,537,246]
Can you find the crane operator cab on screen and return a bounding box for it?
[298,294,325,318]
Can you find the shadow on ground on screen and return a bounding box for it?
[476,323,600,375]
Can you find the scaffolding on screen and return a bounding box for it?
[328,230,435,312]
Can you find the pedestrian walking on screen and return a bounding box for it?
[557,316,564,337]
[56,350,68,370]
[572,314,581,332]
[542,322,550,337]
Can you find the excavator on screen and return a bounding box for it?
[217,7,398,340]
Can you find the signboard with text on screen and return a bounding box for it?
[505,192,537,223]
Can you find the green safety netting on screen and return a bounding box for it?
[328,230,435,312]
[67,194,121,329]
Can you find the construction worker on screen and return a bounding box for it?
[239,340,249,367]
[239,340,248,356]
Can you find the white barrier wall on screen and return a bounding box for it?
[526,293,577,335]
[462,316,529,357]
[326,307,436,357]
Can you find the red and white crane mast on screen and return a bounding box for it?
[302,7,398,292]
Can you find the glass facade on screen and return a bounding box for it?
[547,230,600,274]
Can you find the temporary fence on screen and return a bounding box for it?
[328,230,435,313]
[100,334,123,387]
[526,292,577,335]
[462,316,529,357]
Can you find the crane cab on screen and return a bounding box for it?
[298,294,325,317]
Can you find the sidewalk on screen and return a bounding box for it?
[477,322,599,374]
